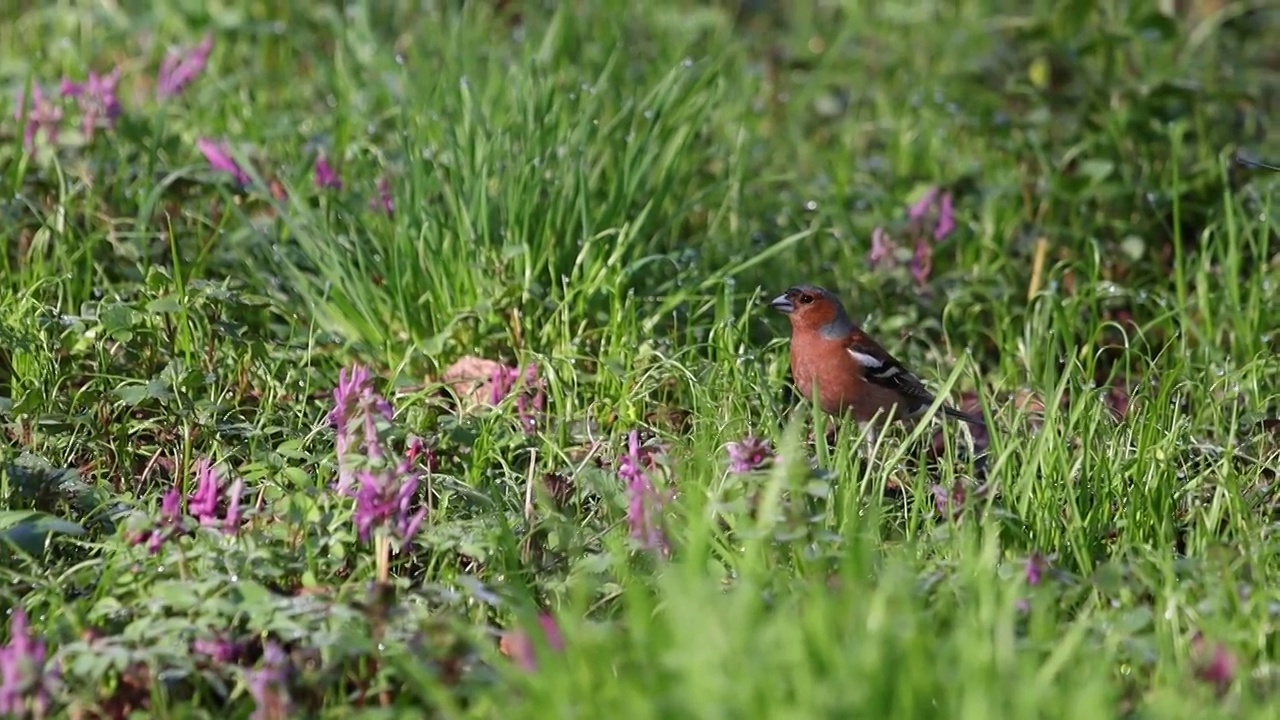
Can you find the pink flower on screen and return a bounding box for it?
[61,68,122,142]
[130,484,185,553]
[727,436,773,473]
[931,480,966,520]
[187,459,245,535]
[910,237,933,287]
[1191,633,1237,695]
[197,138,251,185]
[868,227,894,270]
[908,187,939,224]
[328,365,429,548]
[619,431,669,556]
[503,614,564,672]
[1025,553,1047,586]
[246,641,292,719]
[371,176,394,216]
[314,155,343,191]
[157,34,215,98]
[489,363,544,433]
[0,610,59,717]
[934,191,956,241]
[15,84,62,152]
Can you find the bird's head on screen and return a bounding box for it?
[769,284,853,338]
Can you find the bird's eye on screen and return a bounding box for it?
[799,294,814,304]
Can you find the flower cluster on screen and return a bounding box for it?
[0,610,59,718]
[129,459,245,553]
[489,363,546,433]
[867,186,957,287]
[130,485,184,553]
[187,459,245,534]
[618,430,670,557]
[245,642,293,720]
[13,32,393,207]
[1191,632,1238,695]
[329,364,430,550]
[156,34,215,98]
[930,479,966,520]
[726,435,774,474]
[59,69,121,143]
[500,614,565,672]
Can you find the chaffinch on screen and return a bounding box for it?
[770,284,985,428]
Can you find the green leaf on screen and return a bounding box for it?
[0,511,86,557]
[145,296,185,314]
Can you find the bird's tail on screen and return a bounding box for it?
[943,405,986,427]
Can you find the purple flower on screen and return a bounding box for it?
[223,479,244,534]
[197,138,251,186]
[15,84,63,152]
[1191,633,1236,694]
[371,176,394,216]
[330,364,394,494]
[503,613,565,672]
[192,633,246,664]
[489,363,544,433]
[186,459,245,535]
[246,641,292,720]
[868,227,894,270]
[131,484,185,553]
[910,237,933,287]
[352,468,427,547]
[61,68,121,142]
[328,364,429,547]
[157,34,215,98]
[0,609,59,718]
[314,155,343,191]
[1025,553,1047,587]
[160,486,182,519]
[907,187,956,243]
[934,191,956,241]
[930,480,966,520]
[908,187,938,224]
[189,459,221,525]
[727,436,774,473]
[619,430,669,557]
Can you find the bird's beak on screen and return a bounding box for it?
[769,293,795,314]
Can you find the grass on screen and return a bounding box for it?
[1,0,1278,717]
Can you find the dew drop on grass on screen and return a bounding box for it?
[804,200,817,212]
[643,110,654,120]
[395,53,406,66]
[681,57,694,68]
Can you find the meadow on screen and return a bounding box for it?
[1,0,1279,717]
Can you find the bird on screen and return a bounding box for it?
[769,284,985,429]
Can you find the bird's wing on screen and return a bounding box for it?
[841,330,937,409]
[843,331,986,426]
